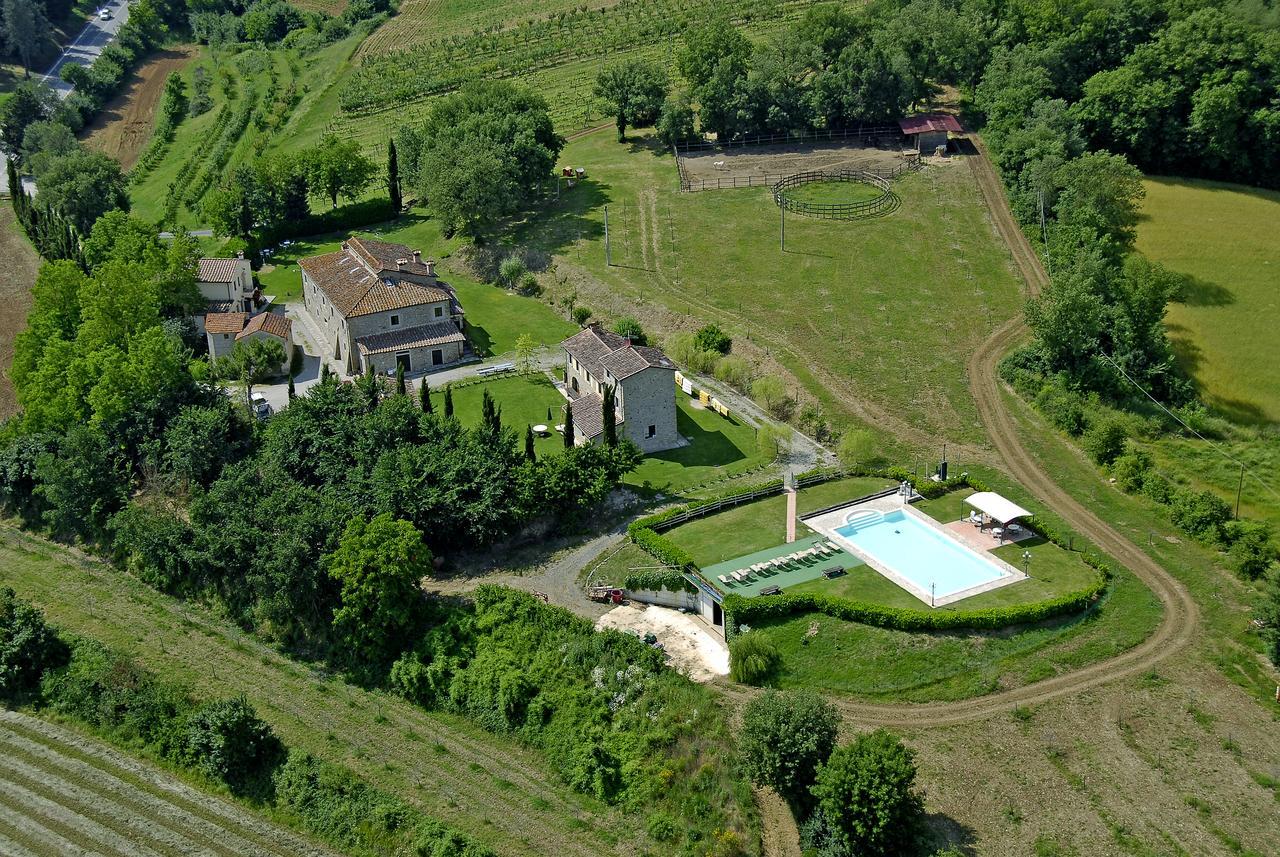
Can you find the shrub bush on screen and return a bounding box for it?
[1082,415,1129,465]
[1110,446,1153,493]
[611,317,647,344]
[628,526,695,570]
[694,323,732,355]
[624,568,695,593]
[1169,488,1232,544]
[714,355,753,391]
[0,587,68,700]
[182,696,284,795]
[1034,383,1087,436]
[740,689,839,811]
[572,306,593,326]
[751,376,793,420]
[1224,520,1276,580]
[664,331,719,374]
[728,631,781,686]
[810,729,923,857]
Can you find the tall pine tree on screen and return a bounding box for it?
[563,403,575,449]
[387,139,402,213]
[601,383,618,446]
[443,385,453,417]
[419,377,432,412]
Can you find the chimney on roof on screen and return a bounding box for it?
[412,250,421,264]
[341,241,349,250]
[424,259,435,276]
[236,250,244,260]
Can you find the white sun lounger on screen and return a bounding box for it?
[731,570,746,582]
[718,575,731,585]
[824,540,840,551]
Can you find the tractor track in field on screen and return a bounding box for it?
[716,133,1200,729]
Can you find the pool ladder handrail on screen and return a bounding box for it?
[841,508,885,530]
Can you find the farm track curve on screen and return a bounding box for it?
[718,133,1201,728]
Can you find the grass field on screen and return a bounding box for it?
[0,529,657,856]
[0,208,38,420]
[432,374,568,458]
[511,134,1022,451]
[256,212,576,356]
[784,179,886,206]
[1136,177,1280,424]
[0,710,335,857]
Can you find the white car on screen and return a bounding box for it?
[98,8,111,19]
[249,392,272,420]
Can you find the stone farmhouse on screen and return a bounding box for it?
[193,254,257,336]
[300,237,466,376]
[562,324,678,453]
[204,309,294,373]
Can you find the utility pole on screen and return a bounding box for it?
[604,205,611,266]
[1236,462,1244,518]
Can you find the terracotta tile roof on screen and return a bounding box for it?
[898,113,963,135]
[197,258,241,283]
[204,312,247,334]
[355,321,466,356]
[562,325,676,381]
[347,237,435,278]
[299,246,454,319]
[236,312,292,341]
[567,392,623,440]
[205,299,235,314]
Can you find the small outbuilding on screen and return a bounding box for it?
[963,492,1032,526]
[898,113,963,154]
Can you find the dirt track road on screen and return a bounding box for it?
[718,134,1201,730]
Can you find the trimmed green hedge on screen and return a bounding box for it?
[628,526,696,571]
[623,568,696,594]
[723,569,1108,639]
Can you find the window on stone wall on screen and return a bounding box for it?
[391,314,400,326]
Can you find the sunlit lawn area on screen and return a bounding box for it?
[255,211,575,356]
[623,396,772,493]
[431,375,567,458]
[662,476,895,567]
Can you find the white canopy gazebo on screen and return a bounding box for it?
[963,492,1032,526]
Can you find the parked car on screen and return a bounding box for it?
[98,8,111,19]
[249,392,272,420]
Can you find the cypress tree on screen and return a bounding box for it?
[287,375,296,400]
[524,425,536,461]
[419,377,432,412]
[602,383,618,446]
[480,388,501,437]
[321,362,331,383]
[387,139,402,213]
[366,365,379,410]
[396,361,406,395]
[443,385,454,417]
[563,403,575,449]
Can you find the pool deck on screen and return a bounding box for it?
[804,496,1027,607]
[703,533,863,597]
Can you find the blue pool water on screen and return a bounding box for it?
[834,509,1008,600]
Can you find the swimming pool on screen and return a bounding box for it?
[834,507,1019,604]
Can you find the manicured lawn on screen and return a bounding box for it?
[1136,177,1280,424]
[255,212,575,356]
[431,374,568,458]
[785,179,884,206]
[662,476,895,567]
[623,395,771,493]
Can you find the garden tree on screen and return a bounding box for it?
[524,425,535,462]
[443,385,453,417]
[258,152,311,224]
[514,333,536,374]
[36,149,130,234]
[497,255,526,288]
[34,424,128,543]
[1226,520,1276,580]
[218,338,286,409]
[1,0,48,74]
[19,120,78,178]
[678,17,751,90]
[751,375,792,420]
[593,58,669,140]
[562,403,574,449]
[241,0,303,42]
[601,383,617,447]
[535,440,640,524]
[305,134,376,208]
[287,376,295,400]
[419,377,432,413]
[728,631,781,685]
[163,402,250,489]
[0,588,67,700]
[204,166,260,241]
[809,730,924,857]
[326,513,432,670]
[0,81,54,155]
[836,429,876,470]
[732,34,822,136]
[792,3,864,69]
[404,80,563,238]
[696,57,749,141]
[9,260,86,393]
[1053,151,1145,251]
[161,72,187,122]
[1082,414,1128,465]
[181,696,283,795]
[740,690,839,811]
[611,317,646,345]
[480,388,502,439]
[0,433,55,524]
[693,323,731,355]
[655,92,697,146]
[811,40,913,126]
[396,362,406,396]
[572,306,593,327]
[386,138,401,212]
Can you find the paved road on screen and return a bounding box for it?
[0,0,131,195]
[41,0,132,99]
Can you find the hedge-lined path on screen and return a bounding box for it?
[0,710,336,857]
[715,133,1200,729]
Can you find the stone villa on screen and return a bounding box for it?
[562,324,678,453]
[299,237,467,376]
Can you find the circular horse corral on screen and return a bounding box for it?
[771,168,899,220]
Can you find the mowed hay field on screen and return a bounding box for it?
[80,47,198,171]
[0,710,335,857]
[1137,177,1280,424]
[514,133,1023,449]
[0,208,39,419]
[0,529,650,857]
